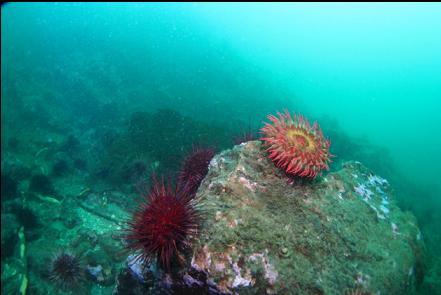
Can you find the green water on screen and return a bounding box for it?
[2,3,440,294]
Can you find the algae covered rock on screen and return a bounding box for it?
[188,141,424,295]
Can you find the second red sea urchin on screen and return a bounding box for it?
[126,177,199,270]
[260,110,333,178]
[178,147,215,196]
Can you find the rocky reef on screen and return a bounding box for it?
[1,140,425,295]
[184,141,424,294]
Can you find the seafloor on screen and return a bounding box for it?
[0,106,437,294]
[1,86,440,294]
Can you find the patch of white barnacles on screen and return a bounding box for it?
[238,176,258,192]
[209,157,220,169]
[231,257,253,288]
[353,173,391,220]
[248,250,278,286]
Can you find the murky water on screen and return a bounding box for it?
[2,3,440,294]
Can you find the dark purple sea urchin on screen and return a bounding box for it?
[49,252,84,291]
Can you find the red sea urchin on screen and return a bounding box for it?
[178,147,215,196]
[126,177,199,270]
[260,110,332,178]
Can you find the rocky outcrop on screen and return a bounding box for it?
[186,141,424,295]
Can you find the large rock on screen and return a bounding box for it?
[188,141,424,295]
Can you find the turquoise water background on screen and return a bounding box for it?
[2,3,441,293]
[3,3,440,191]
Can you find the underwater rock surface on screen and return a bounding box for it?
[188,141,424,295]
